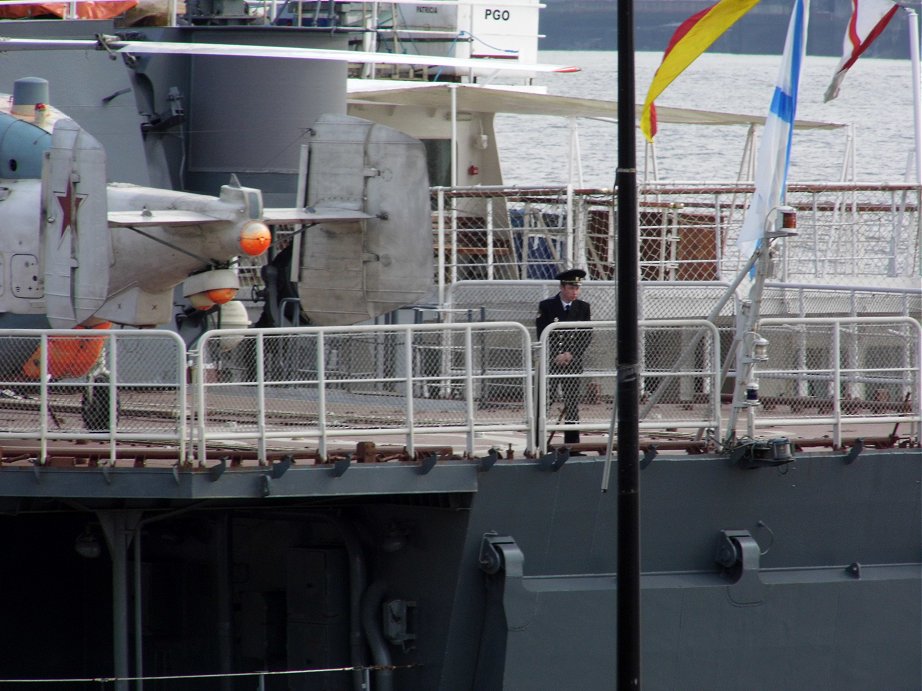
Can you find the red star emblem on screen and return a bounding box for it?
[54,180,86,239]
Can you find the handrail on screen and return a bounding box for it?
[431,183,922,289]
[0,316,916,465]
[536,319,722,453]
[0,328,187,464]
[755,317,922,447]
[194,321,535,463]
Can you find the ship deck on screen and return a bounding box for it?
[0,313,917,480]
[0,392,910,468]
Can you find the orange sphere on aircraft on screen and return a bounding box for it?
[206,288,237,305]
[239,221,272,256]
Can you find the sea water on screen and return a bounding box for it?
[494,50,918,187]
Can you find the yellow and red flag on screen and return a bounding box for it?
[640,0,761,142]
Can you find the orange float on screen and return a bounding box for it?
[21,322,113,380]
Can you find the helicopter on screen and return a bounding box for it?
[0,74,435,386]
[0,77,270,375]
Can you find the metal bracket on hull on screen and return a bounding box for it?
[536,447,569,471]
[843,438,864,464]
[478,533,535,630]
[478,448,499,472]
[479,533,521,576]
[715,529,765,605]
[730,437,795,470]
[640,445,658,469]
[416,453,437,475]
[270,455,292,478]
[331,457,351,477]
[208,457,227,481]
[260,456,293,495]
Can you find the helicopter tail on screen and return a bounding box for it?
[41,118,110,329]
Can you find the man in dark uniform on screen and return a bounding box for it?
[536,269,591,446]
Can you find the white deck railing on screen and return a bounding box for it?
[0,316,917,464]
[0,329,187,464]
[752,317,922,448]
[193,322,535,463]
[431,183,922,301]
[536,320,723,448]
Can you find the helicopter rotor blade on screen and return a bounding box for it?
[0,35,581,74]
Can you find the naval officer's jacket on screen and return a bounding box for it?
[535,296,592,370]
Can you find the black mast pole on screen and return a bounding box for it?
[616,0,641,686]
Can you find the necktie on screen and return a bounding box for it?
[564,304,570,313]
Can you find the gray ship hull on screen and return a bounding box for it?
[0,448,918,689]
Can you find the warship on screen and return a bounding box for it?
[0,1,919,690]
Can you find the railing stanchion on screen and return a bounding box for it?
[464,326,476,455]
[437,188,446,306]
[317,332,327,462]
[832,322,843,448]
[256,333,267,464]
[109,331,118,466]
[39,333,48,466]
[195,345,207,465]
[405,329,416,456]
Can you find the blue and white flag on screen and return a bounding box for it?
[737,0,809,257]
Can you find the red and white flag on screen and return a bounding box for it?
[825,0,899,102]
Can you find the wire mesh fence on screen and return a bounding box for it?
[195,320,729,457]
[752,317,922,446]
[0,313,917,463]
[432,183,921,295]
[537,320,723,448]
[195,323,536,461]
[0,329,187,461]
[445,280,739,326]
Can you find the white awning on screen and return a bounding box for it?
[347,80,845,130]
